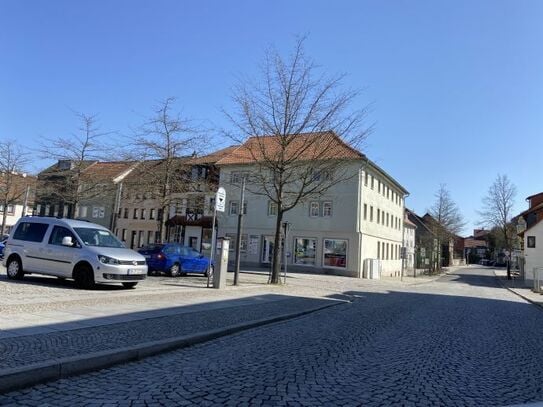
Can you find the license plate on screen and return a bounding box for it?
[127,269,143,275]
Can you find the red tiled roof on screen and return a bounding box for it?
[82,161,136,181]
[215,131,365,165]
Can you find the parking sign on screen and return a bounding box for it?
[215,187,226,212]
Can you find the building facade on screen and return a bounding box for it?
[216,133,408,278]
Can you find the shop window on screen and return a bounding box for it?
[294,238,317,266]
[323,239,347,268]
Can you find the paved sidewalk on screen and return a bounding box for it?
[494,268,543,308]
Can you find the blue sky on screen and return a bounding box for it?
[1,0,542,234]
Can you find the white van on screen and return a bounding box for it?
[2,217,147,289]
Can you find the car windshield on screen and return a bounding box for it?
[73,227,124,248]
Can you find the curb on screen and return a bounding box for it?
[493,270,543,311]
[0,299,348,394]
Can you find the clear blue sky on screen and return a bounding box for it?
[1,0,542,234]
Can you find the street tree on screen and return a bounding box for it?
[38,112,110,218]
[129,97,205,242]
[428,184,465,270]
[479,174,517,278]
[0,141,31,234]
[224,38,370,284]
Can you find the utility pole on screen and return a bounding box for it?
[282,221,290,284]
[233,176,246,286]
[21,184,31,218]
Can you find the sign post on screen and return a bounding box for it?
[208,187,226,288]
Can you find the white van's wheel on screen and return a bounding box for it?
[6,256,24,280]
[74,264,95,290]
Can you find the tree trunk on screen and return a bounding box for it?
[1,201,7,235]
[270,210,284,284]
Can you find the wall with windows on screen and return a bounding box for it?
[359,164,406,277]
[217,163,363,276]
[217,161,408,278]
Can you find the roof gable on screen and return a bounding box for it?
[215,131,365,165]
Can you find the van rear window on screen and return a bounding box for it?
[13,222,49,242]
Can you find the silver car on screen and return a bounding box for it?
[2,217,147,289]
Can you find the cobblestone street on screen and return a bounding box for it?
[2,267,543,406]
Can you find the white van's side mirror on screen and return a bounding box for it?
[62,236,73,247]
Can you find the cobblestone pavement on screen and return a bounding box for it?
[3,267,543,406]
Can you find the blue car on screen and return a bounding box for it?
[0,240,5,259]
[138,243,213,277]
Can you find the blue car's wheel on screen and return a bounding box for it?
[169,263,181,277]
[204,264,213,278]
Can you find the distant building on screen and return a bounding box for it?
[516,192,543,285]
[0,172,36,235]
[403,212,416,272]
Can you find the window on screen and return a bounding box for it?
[311,169,333,182]
[294,238,317,266]
[92,206,105,219]
[226,233,237,250]
[310,202,319,217]
[323,239,347,268]
[122,229,127,241]
[147,230,153,245]
[387,187,390,199]
[80,206,88,218]
[386,243,389,260]
[364,172,369,187]
[229,202,239,216]
[133,208,138,219]
[230,172,249,184]
[371,176,374,190]
[150,209,156,220]
[49,226,78,247]
[363,204,367,220]
[323,202,332,217]
[377,241,380,259]
[386,213,389,227]
[229,201,246,216]
[378,181,381,194]
[268,201,278,216]
[140,209,146,220]
[370,206,373,222]
[7,205,14,215]
[13,222,49,243]
[377,209,380,224]
[528,236,536,248]
[123,208,128,219]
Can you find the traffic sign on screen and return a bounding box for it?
[215,187,226,212]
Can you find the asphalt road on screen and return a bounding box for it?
[2,267,543,407]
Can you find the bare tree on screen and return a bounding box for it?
[0,141,31,234]
[479,174,517,278]
[428,184,465,269]
[129,97,204,242]
[225,37,370,284]
[37,112,111,218]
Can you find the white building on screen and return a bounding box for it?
[403,213,417,272]
[216,132,408,278]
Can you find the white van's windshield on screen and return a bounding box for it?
[73,227,124,248]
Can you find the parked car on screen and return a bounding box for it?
[138,243,213,277]
[2,217,147,289]
[0,238,6,258]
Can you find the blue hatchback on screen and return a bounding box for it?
[138,243,213,277]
